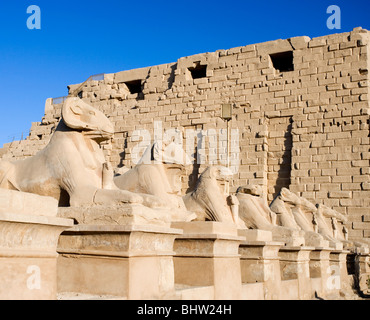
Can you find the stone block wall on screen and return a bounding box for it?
[1,28,369,242]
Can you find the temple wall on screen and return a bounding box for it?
[1,28,369,242]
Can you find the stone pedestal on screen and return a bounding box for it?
[329,250,350,292]
[309,247,332,296]
[0,212,73,300]
[279,246,314,300]
[356,251,370,274]
[355,252,370,295]
[238,229,284,300]
[57,224,182,299]
[171,221,243,300]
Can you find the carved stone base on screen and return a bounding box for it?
[238,229,284,300]
[0,212,73,300]
[238,229,272,242]
[57,224,182,299]
[58,204,191,227]
[271,227,305,247]
[304,232,330,248]
[0,189,58,217]
[171,221,243,300]
[328,240,344,250]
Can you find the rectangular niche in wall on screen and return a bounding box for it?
[125,80,143,94]
[269,51,294,72]
[267,116,293,202]
[188,62,207,79]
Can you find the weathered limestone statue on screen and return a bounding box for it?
[315,204,347,242]
[269,188,370,251]
[115,141,186,210]
[236,185,276,229]
[269,188,302,230]
[269,188,330,247]
[236,185,305,246]
[114,141,196,221]
[316,204,369,251]
[115,142,243,226]
[182,166,245,227]
[0,98,160,209]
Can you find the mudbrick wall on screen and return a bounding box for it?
[1,28,369,242]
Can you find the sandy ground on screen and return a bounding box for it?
[58,290,369,301]
[57,292,126,300]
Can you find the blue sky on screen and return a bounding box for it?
[0,0,369,147]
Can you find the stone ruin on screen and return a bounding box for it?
[0,28,369,300]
